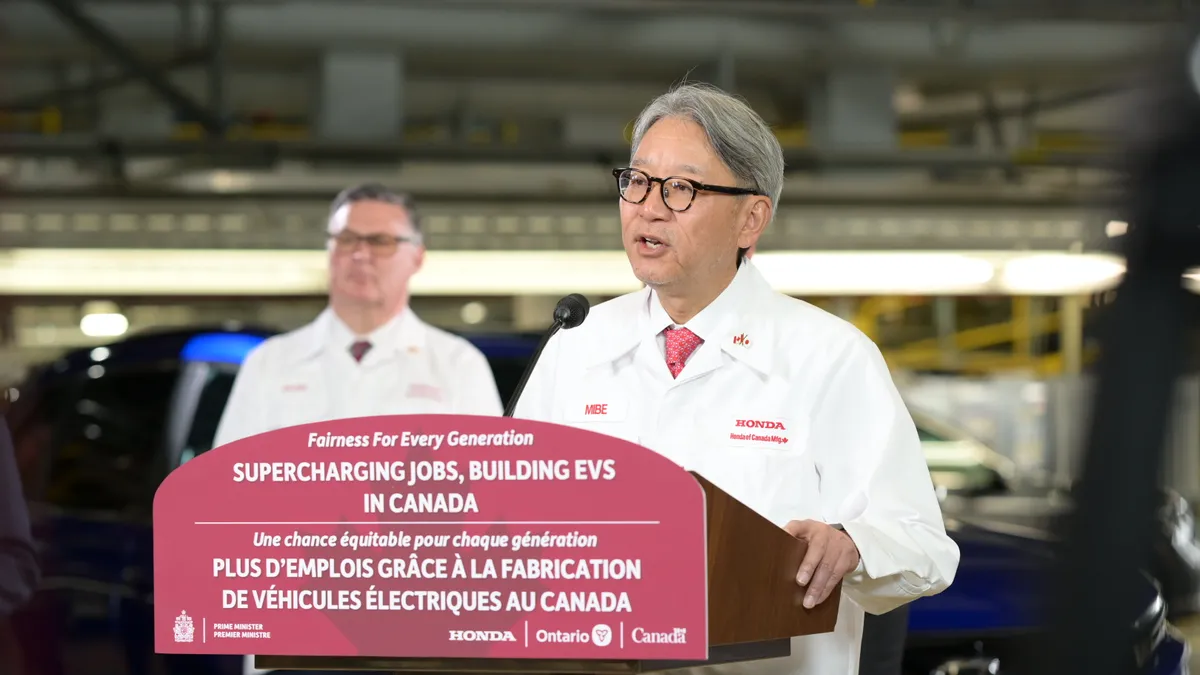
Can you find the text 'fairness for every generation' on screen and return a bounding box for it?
[306,429,535,450]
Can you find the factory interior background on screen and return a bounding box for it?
[2,1,1199,674]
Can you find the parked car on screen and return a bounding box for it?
[2,325,1192,675]
[913,409,1200,621]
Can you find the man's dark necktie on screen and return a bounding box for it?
[349,340,372,363]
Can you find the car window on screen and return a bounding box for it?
[918,425,1008,495]
[916,425,951,443]
[5,379,71,500]
[180,367,237,465]
[40,363,179,515]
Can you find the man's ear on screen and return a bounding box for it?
[413,246,426,273]
[737,197,772,250]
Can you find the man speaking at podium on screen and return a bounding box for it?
[512,83,960,675]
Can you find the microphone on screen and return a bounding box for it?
[503,294,591,418]
[552,293,590,329]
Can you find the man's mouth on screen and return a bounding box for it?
[638,236,665,249]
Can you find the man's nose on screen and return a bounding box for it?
[639,185,672,220]
[349,241,372,260]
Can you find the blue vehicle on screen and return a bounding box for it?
[1,325,1190,675]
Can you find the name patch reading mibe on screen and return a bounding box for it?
[564,398,629,424]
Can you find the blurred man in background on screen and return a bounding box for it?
[0,415,39,674]
[513,82,958,675]
[214,183,502,675]
[213,183,503,445]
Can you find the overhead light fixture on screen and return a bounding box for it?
[892,84,925,114]
[460,301,488,325]
[80,300,129,338]
[0,248,1171,297]
[1000,253,1125,295]
[753,252,996,295]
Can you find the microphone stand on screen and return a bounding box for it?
[1042,25,1200,675]
[503,318,565,419]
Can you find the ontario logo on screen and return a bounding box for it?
[591,623,613,647]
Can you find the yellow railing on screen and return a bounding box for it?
[771,127,951,149]
[0,107,63,135]
[849,296,1097,376]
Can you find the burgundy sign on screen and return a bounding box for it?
[153,415,708,661]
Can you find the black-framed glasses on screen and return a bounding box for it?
[327,230,419,256]
[612,167,762,212]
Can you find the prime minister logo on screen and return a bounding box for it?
[173,611,195,643]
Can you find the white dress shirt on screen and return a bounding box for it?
[213,306,503,448]
[219,307,503,675]
[513,260,960,675]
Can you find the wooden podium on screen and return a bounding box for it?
[256,471,841,674]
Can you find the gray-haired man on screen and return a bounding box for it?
[512,83,959,675]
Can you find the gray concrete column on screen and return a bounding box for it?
[714,51,736,92]
[934,297,959,367]
[806,69,897,152]
[317,50,405,142]
[1061,295,1083,375]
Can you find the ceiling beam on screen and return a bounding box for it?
[0,2,1175,70]
[0,49,210,111]
[57,0,1200,23]
[0,136,1112,171]
[36,0,225,134]
[0,185,1122,208]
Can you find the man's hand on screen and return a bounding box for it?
[784,520,860,609]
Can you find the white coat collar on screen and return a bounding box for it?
[287,306,428,364]
[584,260,775,376]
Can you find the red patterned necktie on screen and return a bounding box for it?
[349,340,372,363]
[664,327,703,378]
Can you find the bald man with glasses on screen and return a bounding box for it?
[213,183,503,452]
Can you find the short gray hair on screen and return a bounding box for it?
[629,82,785,221]
[328,183,423,242]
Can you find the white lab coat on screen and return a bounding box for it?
[220,307,503,675]
[513,260,960,675]
[214,306,503,451]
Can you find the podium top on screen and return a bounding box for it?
[155,414,837,670]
